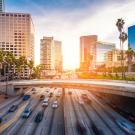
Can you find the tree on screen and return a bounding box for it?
[126,47,135,72]
[27,60,34,79]
[116,18,127,79]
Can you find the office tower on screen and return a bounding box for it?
[96,41,115,66]
[0,12,35,61]
[0,0,4,12]
[105,49,127,68]
[40,37,55,76]
[54,40,63,72]
[128,25,135,50]
[80,35,97,71]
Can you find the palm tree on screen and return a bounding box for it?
[19,56,27,79]
[27,60,34,79]
[0,50,5,79]
[126,47,135,72]
[116,18,127,79]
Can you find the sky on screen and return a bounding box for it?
[5,0,135,69]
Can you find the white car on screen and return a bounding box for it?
[52,101,58,108]
[42,98,49,107]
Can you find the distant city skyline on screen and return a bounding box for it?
[4,0,135,69]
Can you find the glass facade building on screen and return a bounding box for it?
[128,25,135,50]
[96,41,115,66]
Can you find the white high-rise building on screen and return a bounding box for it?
[0,0,4,12]
[40,37,62,76]
[0,12,35,61]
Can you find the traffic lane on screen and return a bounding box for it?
[50,94,65,135]
[77,89,114,135]
[72,90,92,135]
[0,96,20,113]
[85,90,128,135]
[19,101,42,135]
[34,95,57,135]
[89,91,135,133]
[67,89,79,135]
[64,89,75,135]
[2,94,39,135]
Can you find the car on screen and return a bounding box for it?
[49,92,53,97]
[23,95,30,101]
[42,98,49,107]
[116,119,135,134]
[40,95,45,100]
[0,116,2,123]
[34,111,44,123]
[31,88,36,91]
[68,91,72,95]
[8,105,18,112]
[52,101,58,108]
[128,114,135,123]
[81,94,88,99]
[22,107,32,118]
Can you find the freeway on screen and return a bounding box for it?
[0,87,135,135]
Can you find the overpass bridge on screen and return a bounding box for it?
[2,80,135,98]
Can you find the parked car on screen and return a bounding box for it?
[116,119,135,134]
[52,101,58,108]
[8,105,18,112]
[34,111,44,123]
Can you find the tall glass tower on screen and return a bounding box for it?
[0,0,4,12]
[128,25,135,50]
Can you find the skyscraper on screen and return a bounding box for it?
[40,37,62,76]
[128,25,135,50]
[40,37,55,76]
[80,35,97,71]
[0,12,35,61]
[54,40,62,72]
[0,0,4,12]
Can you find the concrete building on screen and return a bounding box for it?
[96,41,115,66]
[54,40,62,73]
[40,37,63,77]
[105,49,127,68]
[128,25,135,50]
[40,37,55,76]
[0,0,4,12]
[80,35,97,71]
[0,12,35,61]
[0,12,35,78]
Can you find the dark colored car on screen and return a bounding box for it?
[40,95,45,100]
[49,92,53,97]
[35,111,44,123]
[68,91,72,95]
[0,116,2,123]
[8,105,18,112]
[23,95,30,101]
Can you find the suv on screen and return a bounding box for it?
[35,111,44,123]
[8,105,18,112]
